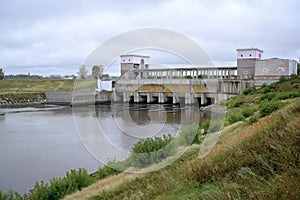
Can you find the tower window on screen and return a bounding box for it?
[249,54,252,57]
[241,54,243,57]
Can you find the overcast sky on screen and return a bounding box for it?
[0,0,299,76]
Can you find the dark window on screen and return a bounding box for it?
[249,54,252,56]
[241,54,243,57]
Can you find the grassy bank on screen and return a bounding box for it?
[0,79,96,94]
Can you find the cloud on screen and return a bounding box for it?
[0,0,299,75]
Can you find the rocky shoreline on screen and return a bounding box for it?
[0,93,47,108]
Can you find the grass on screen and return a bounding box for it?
[0,79,96,94]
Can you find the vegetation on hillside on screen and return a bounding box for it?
[86,78,300,200]
[1,77,299,199]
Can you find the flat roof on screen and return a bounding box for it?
[236,48,264,52]
[120,54,150,58]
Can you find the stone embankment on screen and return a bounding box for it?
[0,91,112,107]
[0,93,47,107]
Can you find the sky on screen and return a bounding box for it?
[0,0,299,76]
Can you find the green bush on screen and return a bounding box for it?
[96,164,120,180]
[25,168,94,200]
[201,119,223,134]
[259,101,282,117]
[176,125,200,145]
[0,190,22,200]
[184,75,193,79]
[259,84,277,94]
[275,92,300,100]
[246,115,259,125]
[128,135,174,168]
[225,111,245,126]
[226,97,245,108]
[279,76,288,83]
[240,106,257,118]
[197,74,207,79]
[243,87,256,95]
[260,92,277,101]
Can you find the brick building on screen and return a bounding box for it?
[237,48,298,86]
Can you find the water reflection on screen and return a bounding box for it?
[0,103,207,194]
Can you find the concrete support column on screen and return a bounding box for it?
[123,92,130,103]
[158,92,167,103]
[134,92,142,103]
[172,92,179,104]
[185,92,194,105]
[112,89,121,102]
[147,92,155,103]
[201,93,207,106]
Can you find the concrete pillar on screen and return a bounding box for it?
[134,92,142,103]
[123,92,130,103]
[147,92,155,103]
[185,92,194,105]
[158,92,167,103]
[112,89,121,102]
[201,93,207,106]
[172,92,179,104]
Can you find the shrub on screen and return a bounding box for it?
[25,168,94,200]
[260,92,277,101]
[243,87,256,95]
[275,92,300,100]
[184,75,193,79]
[240,106,257,118]
[225,111,245,126]
[246,115,259,125]
[259,101,282,117]
[201,119,224,134]
[226,97,245,108]
[96,164,120,180]
[128,134,174,168]
[0,190,22,200]
[132,134,173,154]
[279,76,288,83]
[176,124,200,145]
[197,74,207,79]
[259,84,277,94]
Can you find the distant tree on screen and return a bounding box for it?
[297,62,300,76]
[0,68,4,80]
[92,65,103,79]
[77,65,88,79]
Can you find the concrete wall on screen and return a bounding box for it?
[237,59,257,79]
[237,49,262,59]
[120,55,149,64]
[255,58,290,79]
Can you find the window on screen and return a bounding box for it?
[249,54,252,57]
[241,54,243,57]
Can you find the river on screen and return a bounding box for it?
[0,103,206,194]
